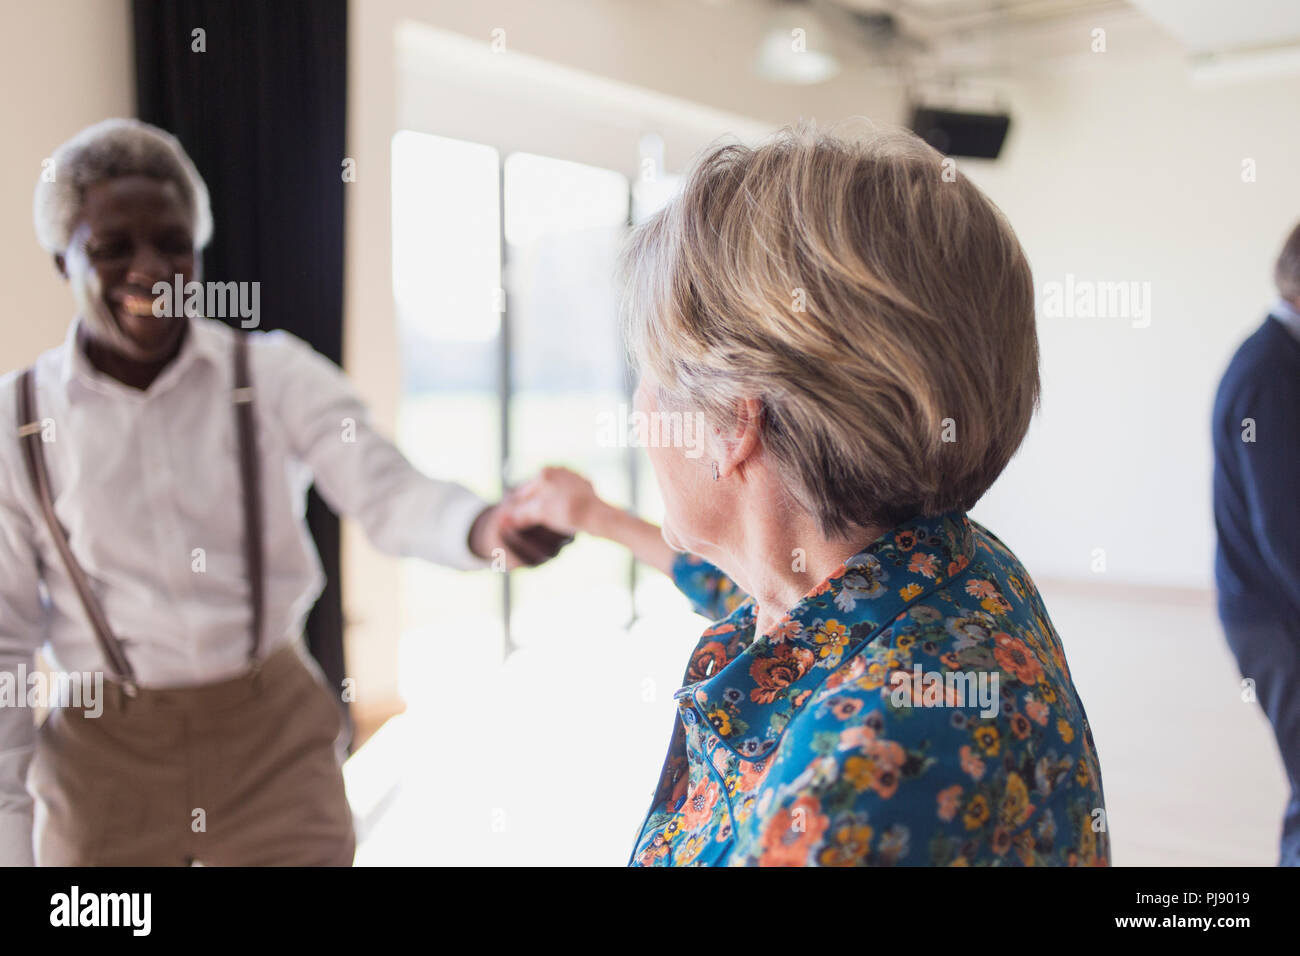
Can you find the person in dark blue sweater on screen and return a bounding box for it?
[1213,222,1300,867]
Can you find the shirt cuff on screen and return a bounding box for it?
[432,487,493,571]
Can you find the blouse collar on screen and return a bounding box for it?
[677,509,977,762]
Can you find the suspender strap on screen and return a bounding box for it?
[14,332,267,694]
[16,368,139,694]
[233,334,265,668]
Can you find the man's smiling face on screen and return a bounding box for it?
[57,174,197,363]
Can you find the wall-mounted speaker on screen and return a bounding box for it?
[909,106,1012,159]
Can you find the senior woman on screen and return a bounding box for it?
[508,125,1109,866]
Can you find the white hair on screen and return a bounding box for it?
[33,118,213,255]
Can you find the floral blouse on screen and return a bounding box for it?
[629,510,1109,866]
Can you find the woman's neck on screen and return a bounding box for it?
[711,494,883,638]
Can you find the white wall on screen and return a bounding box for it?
[966,48,1300,590]
[350,1,1300,600]
[0,0,133,372]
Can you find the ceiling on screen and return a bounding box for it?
[731,0,1300,81]
[1126,0,1300,54]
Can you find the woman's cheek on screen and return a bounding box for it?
[656,444,702,544]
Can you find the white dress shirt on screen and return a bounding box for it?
[0,315,489,864]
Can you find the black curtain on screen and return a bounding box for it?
[131,0,352,750]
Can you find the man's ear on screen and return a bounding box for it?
[53,253,67,279]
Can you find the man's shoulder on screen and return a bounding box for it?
[1214,317,1300,423]
[1222,317,1300,387]
[213,324,345,411]
[195,318,314,356]
[0,370,19,473]
[0,337,71,426]
[0,367,20,418]
[236,325,339,377]
[0,348,62,498]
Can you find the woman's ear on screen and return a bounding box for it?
[719,397,763,478]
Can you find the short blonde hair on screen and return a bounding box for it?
[622,123,1039,534]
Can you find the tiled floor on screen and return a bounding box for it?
[344,584,1289,866]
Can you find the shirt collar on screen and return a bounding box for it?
[678,509,976,762]
[1269,297,1300,344]
[59,314,230,400]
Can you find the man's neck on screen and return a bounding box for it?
[77,321,188,391]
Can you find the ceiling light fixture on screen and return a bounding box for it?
[754,0,841,85]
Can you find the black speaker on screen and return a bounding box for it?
[909,106,1012,159]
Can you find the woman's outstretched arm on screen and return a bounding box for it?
[504,466,748,620]
[504,466,674,573]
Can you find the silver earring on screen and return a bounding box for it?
[711,461,720,481]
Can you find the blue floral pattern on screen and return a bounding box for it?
[631,511,1109,866]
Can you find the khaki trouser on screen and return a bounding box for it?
[29,642,356,866]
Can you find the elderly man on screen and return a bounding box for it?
[1213,222,1300,867]
[0,118,564,866]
